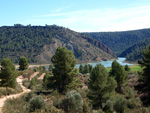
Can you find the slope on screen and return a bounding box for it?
[0,25,116,64]
[119,39,150,62]
[85,28,150,55]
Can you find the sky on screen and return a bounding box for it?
[0,0,150,32]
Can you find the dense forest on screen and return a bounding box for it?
[0,24,116,64]
[85,29,150,56]
[119,39,150,61]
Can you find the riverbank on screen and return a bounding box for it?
[106,65,142,73]
[13,58,117,69]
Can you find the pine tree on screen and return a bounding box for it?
[110,60,128,93]
[29,78,37,89]
[0,58,17,88]
[124,65,130,72]
[50,47,77,93]
[137,45,150,105]
[88,64,117,109]
[48,65,53,72]
[88,64,93,73]
[19,57,29,71]
[83,64,89,74]
[79,64,84,74]
[43,72,51,88]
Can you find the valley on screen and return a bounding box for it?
[1,25,150,113]
[85,28,150,62]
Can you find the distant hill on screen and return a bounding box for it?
[85,29,150,56]
[119,39,150,62]
[0,25,116,64]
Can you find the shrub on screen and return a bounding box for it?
[44,104,63,113]
[22,69,34,78]
[60,91,83,112]
[0,84,22,97]
[103,100,113,113]
[29,96,45,112]
[93,109,104,113]
[25,92,34,101]
[127,98,142,109]
[3,94,29,113]
[83,101,90,113]
[113,96,127,113]
[29,78,37,90]
[22,79,30,88]
[124,87,134,99]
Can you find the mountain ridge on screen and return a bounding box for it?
[0,25,116,64]
[84,28,150,56]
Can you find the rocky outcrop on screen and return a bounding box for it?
[81,34,117,58]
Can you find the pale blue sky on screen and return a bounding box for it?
[0,0,150,32]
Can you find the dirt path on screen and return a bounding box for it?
[38,73,46,80]
[29,72,39,81]
[0,76,31,113]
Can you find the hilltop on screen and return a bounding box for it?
[0,25,116,64]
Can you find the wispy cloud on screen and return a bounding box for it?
[27,5,150,32]
[50,6,71,13]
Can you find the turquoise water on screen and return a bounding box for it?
[75,57,132,68]
[46,57,132,69]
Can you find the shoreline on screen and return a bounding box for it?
[15,64,50,69]
[13,58,118,69]
[122,60,138,65]
[76,58,118,65]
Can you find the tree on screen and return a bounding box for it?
[29,96,45,112]
[124,65,130,72]
[49,65,53,72]
[88,64,117,109]
[88,64,93,73]
[137,45,150,105]
[29,78,37,89]
[19,57,29,71]
[50,47,77,93]
[79,64,84,74]
[110,60,128,93]
[43,72,51,88]
[0,58,17,88]
[83,64,89,74]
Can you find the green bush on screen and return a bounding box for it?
[29,96,45,112]
[3,94,29,113]
[60,90,83,112]
[44,104,63,113]
[124,87,134,99]
[0,84,22,97]
[103,100,113,113]
[29,78,37,90]
[22,69,34,78]
[113,96,127,113]
[25,92,34,101]
[83,101,90,113]
[127,98,142,109]
[93,109,104,113]
[22,79,30,88]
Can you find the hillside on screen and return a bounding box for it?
[119,39,150,62]
[0,25,116,64]
[85,29,150,55]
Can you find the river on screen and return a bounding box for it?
[75,57,132,68]
[45,57,132,69]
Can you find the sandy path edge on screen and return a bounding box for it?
[0,76,31,113]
